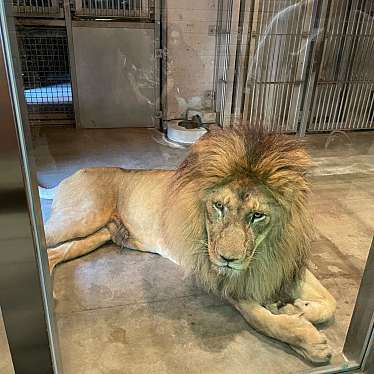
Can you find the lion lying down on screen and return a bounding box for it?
[45,125,336,364]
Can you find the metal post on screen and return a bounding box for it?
[213,0,238,127]
[297,0,331,136]
[160,0,168,131]
[0,2,62,373]
[64,0,81,128]
[154,0,162,130]
[344,236,374,367]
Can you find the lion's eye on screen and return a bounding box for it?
[213,201,224,212]
[251,212,266,223]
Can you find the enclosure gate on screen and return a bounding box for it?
[12,0,159,127]
[222,0,374,134]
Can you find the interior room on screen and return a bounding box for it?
[1,0,374,373]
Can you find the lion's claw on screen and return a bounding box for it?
[292,330,332,363]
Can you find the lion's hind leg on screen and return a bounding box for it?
[48,227,112,273]
[45,168,119,248]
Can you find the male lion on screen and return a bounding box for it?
[45,125,336,364]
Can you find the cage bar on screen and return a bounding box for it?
[12,0,62,17]
[16,27,74,125]
[307,0,374,132]
[74,0,152,19]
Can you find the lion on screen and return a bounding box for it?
[45,125,336,364]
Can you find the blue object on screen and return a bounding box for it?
[24,83,72,104]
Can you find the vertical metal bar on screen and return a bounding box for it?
[288,1,304,132]
[344,237,374,366]
[242,0,256,122]
[258,0,272,128]
[319,85,329,131]
[160,0,167,129]
[75,0,83,15]
[64,0,80,127]
[364,84,374,128]
[284,1,300,132]
[248,1,261,124]
[153,0,161,128]
[255,0,267,124]
[359,83,373,129]
[231,0,254,121]
[262,0,274,129]
[350,83,363,129]
[298,0,332,136]
[0,2,62,373]
[362,325,374,373]
[357,82,371,129]
[271,3,284,128]
[214,0,236,126]
[270,27,282,127]
[323,84,335,130]
[267,33,278,127]
[340,81,354,129]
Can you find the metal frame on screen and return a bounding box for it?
[64,0,81,127]
[159,0,167,131]
[213,0,237,127]
[68,6,162,129]
[153,0,162,129]
[302,0,374,133]
[73,0,153,20]
[16,24,75,126]
[298,0,331,136]
[12,0,63,18]
[2,0,374,371]
[0,1,62,373]
[225,0,374,135]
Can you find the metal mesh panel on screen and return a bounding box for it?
[241,0,314,132]
[17,27,74,125]
[308,0,374,131]
[74,0,153,19]
[12,0,62,17]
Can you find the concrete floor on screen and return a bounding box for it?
[1,128,374,374]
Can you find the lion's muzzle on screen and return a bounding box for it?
[210,223,252,269]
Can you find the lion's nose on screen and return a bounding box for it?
[219,254,238,263]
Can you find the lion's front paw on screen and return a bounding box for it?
[294,299,334,325]
[293,328,332,364]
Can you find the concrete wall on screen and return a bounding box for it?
[166,0,218,119]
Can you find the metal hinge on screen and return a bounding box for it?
[154,110,163,119]
[155,48,167,59]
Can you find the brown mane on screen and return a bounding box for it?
[162,124,314,304]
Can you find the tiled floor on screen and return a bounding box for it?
[1,128,374,374]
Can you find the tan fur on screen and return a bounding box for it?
[162,126,314,304]
[45,125,336,364]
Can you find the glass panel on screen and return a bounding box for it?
[0,308,15,374]
[3,0,374,373]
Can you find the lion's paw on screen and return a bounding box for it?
[293,329,332,364]
[294,299,333,325]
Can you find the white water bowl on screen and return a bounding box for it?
[166,120,207,145]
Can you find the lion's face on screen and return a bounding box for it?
[204,178,279,274]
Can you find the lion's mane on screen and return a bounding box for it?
[162,125,314,304]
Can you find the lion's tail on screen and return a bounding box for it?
[38,185,59,200]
